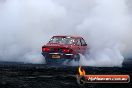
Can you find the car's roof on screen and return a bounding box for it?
[53,35,82,38]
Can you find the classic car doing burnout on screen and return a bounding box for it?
[41,35,88,64]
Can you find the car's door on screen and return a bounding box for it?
[75,38,82,54]
[80,38,87,54]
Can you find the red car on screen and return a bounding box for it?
[41,35,88,64]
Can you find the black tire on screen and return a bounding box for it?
[74,54,80,61]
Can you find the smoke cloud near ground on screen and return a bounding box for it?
[0,0,132,66]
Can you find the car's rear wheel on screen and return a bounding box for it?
[74,54,80,61]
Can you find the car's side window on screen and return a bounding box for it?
[81,38,86,46]
[76,39,81,46]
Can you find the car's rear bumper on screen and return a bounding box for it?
[41,52,75,64]
[42,52,74,59]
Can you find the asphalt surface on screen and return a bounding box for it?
[0,59,132,88]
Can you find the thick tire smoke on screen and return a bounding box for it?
[0,0,132,66]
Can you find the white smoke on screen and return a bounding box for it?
[0,0,132,66]
[75,0,131,67]
[0,0,67,63]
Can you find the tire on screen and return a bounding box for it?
[74,54,80,61]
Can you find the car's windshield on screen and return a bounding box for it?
[49,37,75,44]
